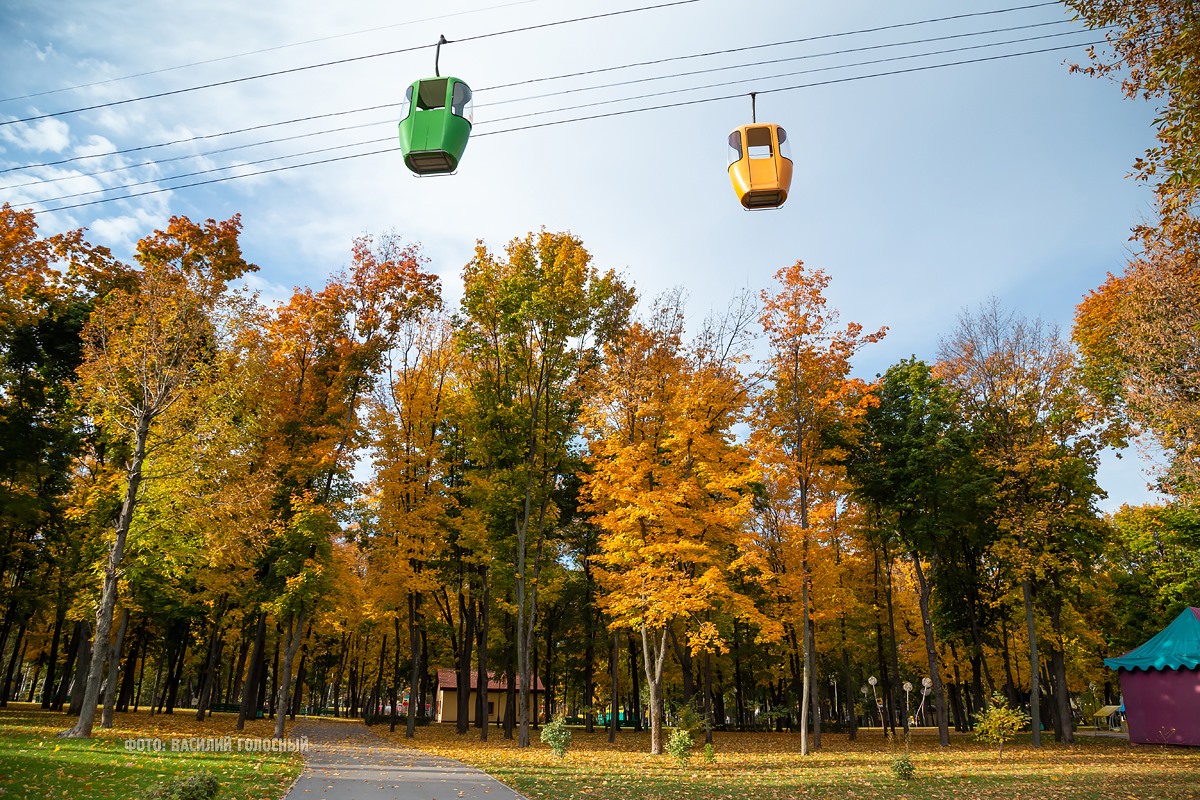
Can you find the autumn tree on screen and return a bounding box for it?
[1075,242,1200,501]
[1067,0,1200,245]
[843,358,978,746]
[62,215,254,738]
[585,292,770,755]
[0,204,127,713]
[752,261,884,755]
[253,233,439,739]
[365,307,459,737]
[939,299,1106,745]
[457,230,632,748]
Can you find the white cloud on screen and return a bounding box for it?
[0,116,71,153]
[89,207,164,255]
[25,40,55,62]
[74,134,116,158]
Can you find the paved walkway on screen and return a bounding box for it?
[283,721,527,800]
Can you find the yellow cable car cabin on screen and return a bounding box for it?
[727,124,792,210]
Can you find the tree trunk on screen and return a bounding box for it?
[882,540,907,737]
[67,623,92,716]
[455,588,474,734]
[1,615,29,705]
[841,625,857,741]
[703,652,714,745]
[406,593,422,738]
[196,604,226,721]
[1023,577,1042,747]
[163,635,187,714]
[389,617,400,732]
[238,611,267,730]
[583,605,596,734]
[609,628,619,743]
[503,624,516,740]
[912,552,950,746]
[274,609,306,739]
[61,412,150,738]
[800,557,812,755]
[807,615,821,748]
[117,624,144,712]
[1048,595,1074,744]
[628,635,643,731]
[40,604,66,709]
[642,624,669,755]
[476,570,490,740]
[100,608,129,728]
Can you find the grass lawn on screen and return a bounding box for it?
[382,722,1200,800]
[0,703,302,800]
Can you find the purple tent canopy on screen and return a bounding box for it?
[1105,607,1200,747]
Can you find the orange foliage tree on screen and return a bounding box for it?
[751,261,884,755]
[64,215,254,739]
[585,292,772,754]
[365,307,460,737]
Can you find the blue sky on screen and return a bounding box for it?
[0,0,1164,508]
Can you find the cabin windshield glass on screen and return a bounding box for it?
[452,82,474,123]
[726,131,743,166]
[417,79,448,110]
[400,85,414,120]
[746,126,773,159]
[776,127,792,160]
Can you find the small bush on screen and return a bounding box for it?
[673,704,703,734]
[890,754,915,780]
[666,727,695,763]
[142,770,220,800]
[975,692,1031,760]
[703,742,716,763]
[540,716,572,759]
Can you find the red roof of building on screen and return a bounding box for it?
[436,668,544,691]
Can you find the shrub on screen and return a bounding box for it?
[703,742,716,763]
[142,770,220,800]
[540,716,572,759]
[666,727,695,763]
[975,692,1031,760]
[890,754,915,780]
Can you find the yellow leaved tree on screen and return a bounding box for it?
[585,292,772,755]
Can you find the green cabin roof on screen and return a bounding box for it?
[1105,607,1200,672]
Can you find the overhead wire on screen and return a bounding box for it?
[2,119,388,191]
[0,3,1074,178]
[0,0,702,128]
[476,21,1088,110]
[26,37,1104,215]
[483,1,1065,92]
[5,18,1093,193]
[0,105,395,175]
[0,0,552,105]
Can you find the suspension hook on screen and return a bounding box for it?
[750,92,757,123]
[435,34,449,77]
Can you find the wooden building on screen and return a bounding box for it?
[434,668,545,725]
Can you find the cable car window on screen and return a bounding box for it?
[727,131,743,166]
[776,127,792,160]
[451,82,474,123]
[400,85,414,121]
[417,78,448,110]
[746,126,773,159]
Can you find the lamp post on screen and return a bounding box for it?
[829,675,838,723]
[903,681,913,727]
[860,684,868,728]
[916,676,932,726]
[868,676,881,728]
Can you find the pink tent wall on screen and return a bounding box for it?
[1119,666,1200,746]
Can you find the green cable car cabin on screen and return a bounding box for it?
[398,76,473,175]
[727,123,792,210]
